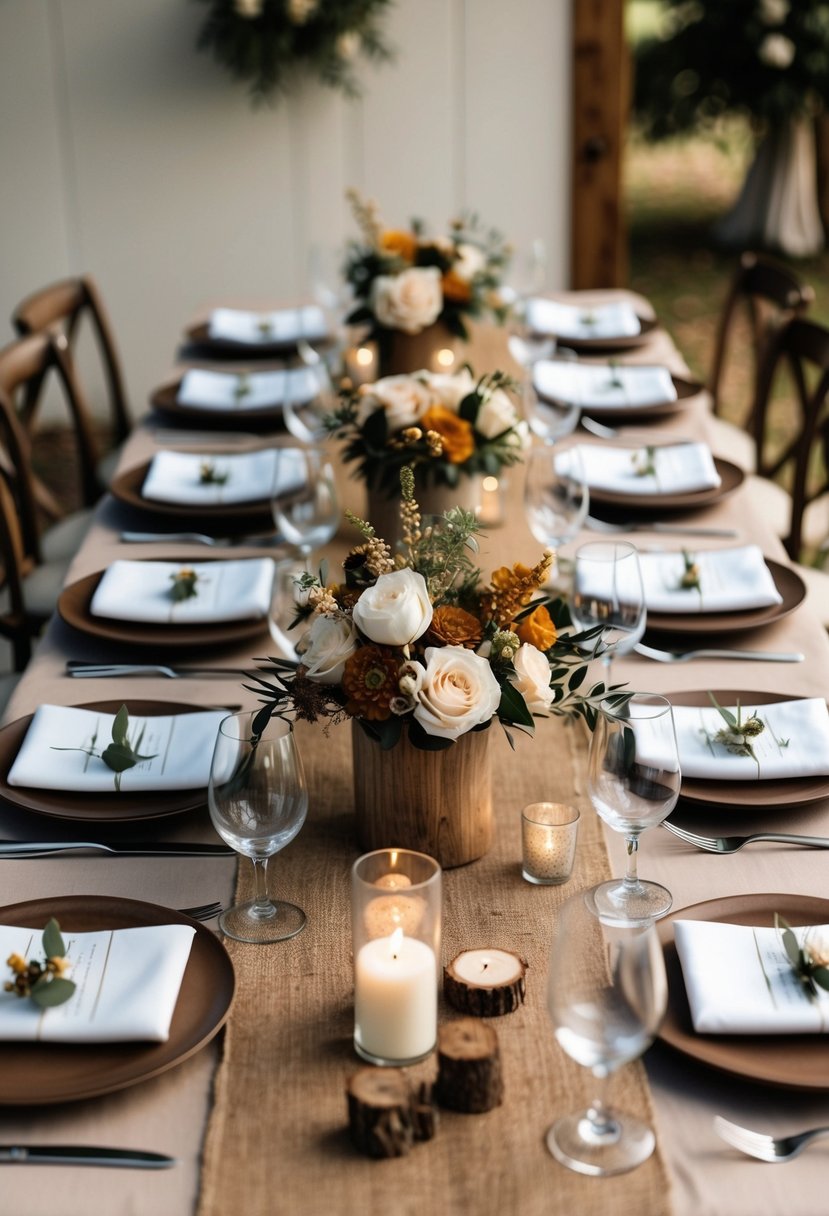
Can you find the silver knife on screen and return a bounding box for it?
[120,531,283,548]
[0,841,233,858]
[65,661,257,678]
[0,1145,175,1168]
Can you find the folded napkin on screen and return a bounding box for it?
[555,442,721,496]
[207,306,328,346]
[674,918,829,1034]
[0,923,195,1042]
[141,448,305,507]
[534,360,676,409]
[673,697,829,780]
[525,298,641,340]
[577,546,782,615]
[8,703,228,792]
[90,558,275,624]
[177,366,322,412]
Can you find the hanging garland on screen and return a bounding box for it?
[193,0,394,103]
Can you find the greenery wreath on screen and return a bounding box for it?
[193,0,394,103]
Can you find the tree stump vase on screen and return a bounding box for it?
[351,722,493,868]
[377,320,461,378]
[366,473,484,550]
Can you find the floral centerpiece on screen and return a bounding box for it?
[247,472,620,866]
[344,190,510,375]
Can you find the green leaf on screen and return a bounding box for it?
[622,725,637,775]
[812,965,829,992]
[112,704,129,746]
[458,392,480,424]
[568,665,587,692]
[30,976,76,1008]
[252,703,276,739]
[101,742,157,774]
[707,691,736,728]
[777,916,802,970]
[41,918,65,960]
[497,682,535,729]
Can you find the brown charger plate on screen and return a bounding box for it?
[589,456,744,512]
[666,689,829,809]
[0,895,234,1105]
[0,700,215,822]
[110,461,274,523]
[658,893,829,1090]
[646,558,805,636]
[538,369,701,423]
[57,565,270,651]
[532,314,658,353]
[151,375,289,430]
[185,320,331,357]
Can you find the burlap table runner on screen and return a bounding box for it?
[197,711,672,1215]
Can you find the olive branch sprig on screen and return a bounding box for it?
[51,705,158,793]
[4,919,76,1009]
[707,692,765,777]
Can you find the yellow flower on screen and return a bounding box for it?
[515,604,557,652]
[6,953,27,975]
[419,406,475,464]
[47,956,71,977]
[429,606,483,649]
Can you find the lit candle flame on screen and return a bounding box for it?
[389,927,404,960]
[482,476,499,493]
[435,347,455,368]
[356,346,374,367]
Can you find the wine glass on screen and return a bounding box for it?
[524,446,588,590]
[283,342,336,445]
[569,541,646,685]
[271,446,339,567]
[588,693,680,922]
[268,557,307,661]
[208,711,309,943]
[546,886,668,1175]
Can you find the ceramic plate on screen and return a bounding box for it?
[645,559,805,636]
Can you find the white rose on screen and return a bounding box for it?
[352,569,433,646]
[758,32,795,68]
[371,267,443,334]
[453,242,487,282]
[422,368,476,411]
[758,0,789,24]
[300,615,357,684]
[414,645,502,741]
[356,374,434,430]
[234,0,263,14]
[286,0,317,22]
[508,643,554,715]
[503,418,531,451]
[475,386,519,439]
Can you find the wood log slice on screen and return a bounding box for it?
[410,1080,439,1142]
[444,949,528,1017]
[346,1067,415,1158]
[436,1019,504,1114]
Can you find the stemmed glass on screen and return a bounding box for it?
[588,694,680,922]
[546,886,668,1175]
[569,541,646,685]
[524,446,589,588]
[208,711,309,943]
[271,446,339,568]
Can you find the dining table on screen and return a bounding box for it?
[2,291,829,1216]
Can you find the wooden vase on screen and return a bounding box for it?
[351,722,494,868]
[378,321,461,377]
[366,473,484,551]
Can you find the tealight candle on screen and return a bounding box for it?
[375,873,412,891]
[444,948,527,1016]
[354,928,437,1064]
[521,802,579,885]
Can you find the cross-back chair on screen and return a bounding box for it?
[12,275,132,503]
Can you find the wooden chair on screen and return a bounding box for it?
[12,275,131,503]
[708,251,814,472]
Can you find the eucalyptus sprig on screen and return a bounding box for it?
[677,549,702,597]
[4,919,76,1009]
[707,692,765,776]
[632,445,657,479]
[52,704,158,792]
[775,914,829,1003]
[607,359,623,389]
[170,567,200,603]
[234,373,251,402]
[199,460,230,486]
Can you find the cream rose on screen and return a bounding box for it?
[423,368,476,412]
[758,32,795,68]
[414,645,502,740]
[474,386,519,439]
[352,569,433,646]
[508,643,554,715]
[453,242,486,282]
[300,615,357,684]
[371,267,443,334]
[356,374,435,430]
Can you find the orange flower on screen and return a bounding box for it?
[514,604,557,652]
[342,645,400,720]
[441,269,472,303]
[420,406,475,464]
[491,563,534,593]
[380,229,417,263]
[429,606,483,649]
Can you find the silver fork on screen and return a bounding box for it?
[714,1115,829,1162]
[663,820,829,853]
[178,902,222,922]
[585,515,738,538]
[120,531,282,548]
[634,642,804,664]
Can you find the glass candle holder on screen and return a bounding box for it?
[351,848,442,1067]
[521,803,580,885]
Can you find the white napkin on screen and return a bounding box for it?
[0,923,195,1042]
[141,448,305,507]
[674,919,829,1034]
[673,697,829,780]
[579,546,781,615]
[177,366,322,412]
[90,558,275,623]
[525,298,641,340]
[534,361,676,409]
[555,442,721,496]
[207,306,328,345]
[7,704,228,792]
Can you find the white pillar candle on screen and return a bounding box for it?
[354,928,437,1063]
[451,949,525,986]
